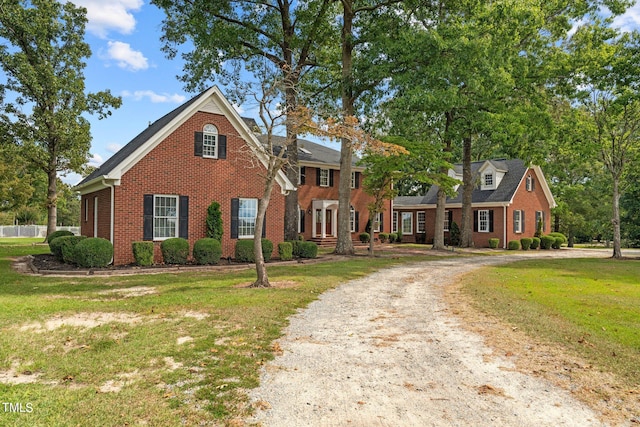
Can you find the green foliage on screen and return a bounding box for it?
[535,218,544,238]
[488,238,500,249]
[161,238,189,264]
[286,240,303,257]
[132,241,154,266]
[359,232,370,243]
[548,232,567,245]
[530,237,541,250]
[298,241,318,259]
[193,238,222,265]
[72,238,113,268]
[507,240,521,250]
[278,242,293,261]
[449,221,461,246]
[552,237,564,249]
[206,201,223,240]
[49,235,86,263]
[234,239,273,263]
[520,237,533,250]
[540,235,555,250]
[395,233,402,243]
[379,232,389,243]
[387,233,396,243]
[46,230,74,244]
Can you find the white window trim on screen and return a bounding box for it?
[392,211,398,233]
[478,209,490,233]
[351,171,356,189]
[350,206,356,233]
[153,195,179,241]
[526,175,533,192]
[319,168,330,187]
[401,212,413,235]
[84,198,88,222]
[444,210,450,232]
[514,210,522,233]
[202,124,218,159]
[374,212,381,233]
[238,198,258,239]
[417,211,426,233]
[93,197,98,238]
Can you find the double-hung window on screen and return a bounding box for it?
[401,212,413,235]
[484,173,493,188]
[478,209,490,233]
[444,210,450,231]
[154,195,178,239]
[238,198,258,238]
[350,206,356,232]
[417,211,426,233]
[374,212,382,232]
[392,211,398,233]
[514,210,523,233]
[202,124,218,158]
[319,169,330,187]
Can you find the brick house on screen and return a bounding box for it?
[393,159,556,248]
[74,86,388,264]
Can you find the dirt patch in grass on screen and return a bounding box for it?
[18,312,143,332]
[0,361,43,385]
[444,277,640,426]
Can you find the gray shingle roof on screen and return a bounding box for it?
[256,135,358,167]
[394,159,528,207]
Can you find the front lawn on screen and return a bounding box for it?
[0,239,423,426]
[460,258,640,387]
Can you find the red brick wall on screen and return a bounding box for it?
[297,167,392,240]
[109,112,286,265]
[80,188,111,240]
[505,168,552,245]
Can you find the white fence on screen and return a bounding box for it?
[0,226,80,238]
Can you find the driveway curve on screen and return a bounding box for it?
[248,250,617,426]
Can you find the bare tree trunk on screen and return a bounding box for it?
[335,0,355,255]
[46,167,57,239]
[433,188,447,249]
[284,86,300,241]
[251,169,278,288]
[459,136,474,248]
[611,177,622,259]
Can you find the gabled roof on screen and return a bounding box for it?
[74,86,295,195]
[394,159,556,208]
[256,135,361,169]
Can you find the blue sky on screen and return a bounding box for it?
[67,0,640,185]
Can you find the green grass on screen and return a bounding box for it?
[460,258,640,387]
[0,240,427,426]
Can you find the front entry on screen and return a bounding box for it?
[312,200,338,239]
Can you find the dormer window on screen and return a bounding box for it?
[484,172,494,188]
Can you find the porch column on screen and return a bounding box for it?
[321,206,327,239]
[332,208,338,237]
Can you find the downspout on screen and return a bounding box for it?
[101,179,115,264]
[503,206,507,249]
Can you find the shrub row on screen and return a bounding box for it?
[49,235,113,268]
[285,240,318,259]
[489,233,567,251]
[378,232,402,243]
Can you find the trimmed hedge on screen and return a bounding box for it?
[540,235,555,250]
[388,233,397,243]
[286,239,302,257]
[379,233,389,243]
[46,230,74,244]
[50,235,87,263]
[395,233,402,243]
[530,237,541,250]
[488,238,500,249]
[132,241,154,266]
[161,238,189,264]
[193,238,222,265]
[508,240,521,250]
[548,232,567,245]
[278,242,293,261]
[298,241,318,259]
[552,237,564,249]
[234,239,273,263]
[359,232,370,243]
[73,238,113,268]
[520,237,533,251]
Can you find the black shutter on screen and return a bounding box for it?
[489,210,494,232]
[231,198,239,239]
[473,210,478,232]
[329,169,334,187]
[179,196,189,239]
[542,211,546,232]
[380,212,384,232]
[300,166,306,185]
[316,168,321,186]
[355,172,360,188]
[513,210,517,233]
[300,209,305,233]
[194,132,203,157]
[522,210,526,233]
[262,214,266,238]
[448,211,453,229]
[143,195,154,241]
[218,135,227,159]
[355,211,359,232]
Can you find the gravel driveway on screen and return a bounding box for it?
[247,250,620,426]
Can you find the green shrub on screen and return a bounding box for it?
[359,232,370,243]
[206,201,223,241]
[161,238,189,264]
[50,235,87,263]
[388,233,396,243]
[395,233,402,243]
[298,241,318,258]
[530,237,541,250]
[234,239,273,262]
[552,237,564,249]
[508,240,521,250]
[193,238,222,265]
[379,233,389,243]
[278,242,293,261]
[520,237,533,251]
[540,235,555,250]
[488,238,500,249]
[73,238,113,268]
[449,221,461,246]
[132,241,154,266]
[287,240,302,257]
[46,230,74,244]
[549,232,567,246]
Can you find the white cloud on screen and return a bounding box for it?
[121,90,187,104]
[613,4,640,32]
[232,103,245,115]
[106,143,123,153]
[88,153,104,168]
[70,0,143,38]
[106,41,148,71]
